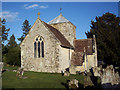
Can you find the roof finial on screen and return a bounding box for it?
[38,12,40,18]
[60,8,62,15]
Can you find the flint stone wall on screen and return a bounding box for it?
[50,22,76,46]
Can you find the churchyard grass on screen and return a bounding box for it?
[2,66,84,88]
[3,66,19,70]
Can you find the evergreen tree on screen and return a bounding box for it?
[7,34,17,49]
[6,46,20,66]
[0,18,10,43]
[18,19,31,43]
[1,18,10,62]
[6,34,20,66]
[85,12,120,66]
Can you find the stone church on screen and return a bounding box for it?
[20,12,98,73]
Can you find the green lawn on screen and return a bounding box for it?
[3,66,19,70]
[2,66,84,88]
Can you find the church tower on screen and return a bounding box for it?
[48,13,76,46]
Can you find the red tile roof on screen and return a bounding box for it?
[71,52,84,66]
[71,38,93,66]
[74,38,93,55]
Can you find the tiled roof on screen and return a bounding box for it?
[74,39,93,55]
[71,52,84,66]
[71,38,93,66]
[42,21,74,49]
[47,14,69,24]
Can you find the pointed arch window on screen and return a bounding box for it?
[34,42,37,58]
[34,36,44,58]
[38,41,40,58]
[41,41,44,57]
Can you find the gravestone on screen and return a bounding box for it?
[68,79,79,89]
[16,67,24,78]
[93,65,120,88]
[101,65,120,88]
[64,71,70,77]
[83,72,95,88]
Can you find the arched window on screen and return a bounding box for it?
[41,41,44,57]
[34,35,44,58]
[38,41,40,58]
[34,42,36,58]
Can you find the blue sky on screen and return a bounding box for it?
[1,2,118,44]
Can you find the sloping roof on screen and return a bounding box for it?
[74,38,93,55]
[71,38,93,66]
[42,21,74,49]
[20,18,74,49]
[71,52,84,66]
[47,14,69,24]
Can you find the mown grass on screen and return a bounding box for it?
[2,66,84,88]
[3,66,19,70]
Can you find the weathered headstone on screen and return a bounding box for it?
[16,67,24,78]
[68,79,79,89]
[93,65,120,88]
[64,71,70,77]
[84,72,95,88]
[93,66,102,77]
[101,65,120,87]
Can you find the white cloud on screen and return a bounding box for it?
[24,4,48,9]
[24,4,28,7]
[0,11,19,22]
[39,5,48,8]
[24,4,39,9]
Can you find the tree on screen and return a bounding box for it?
[5,34,20,66]
[0,18,10,43]
[1,18,10,62]
[6,46,20,66]
[7,34,17,49]
[85,12,120,66]
[18,19,31,43]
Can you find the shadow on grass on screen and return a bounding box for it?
[61,80,84,89]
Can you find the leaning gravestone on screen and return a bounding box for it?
[83,72,95,88]
[16,67,24,79]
